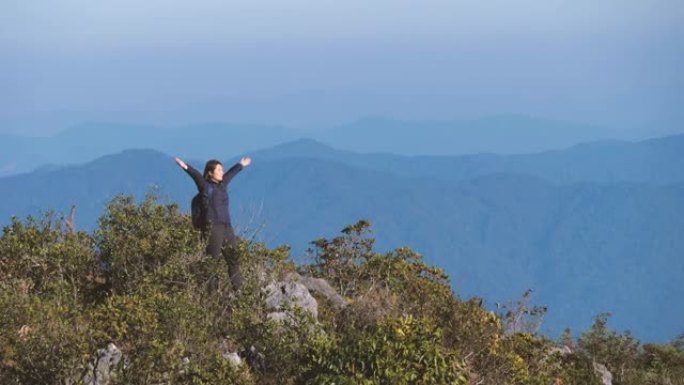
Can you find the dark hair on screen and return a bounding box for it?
[203,159,222,180]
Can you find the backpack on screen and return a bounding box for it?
[191,183,213,230]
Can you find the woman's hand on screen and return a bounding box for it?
[175,157,188,170]
[240,157,252,167]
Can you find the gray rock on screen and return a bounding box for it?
[224,352,243,367]
[266,311,290,322]
[593,362,613,385]
[178,357,191,376]
[549,345,573,355]
[264,279,318,320]
[219,338,244,367]
[83,343,122,385]
[294,273,347,309]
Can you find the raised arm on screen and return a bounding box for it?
[223,157,251,185]
[175,157,205,191]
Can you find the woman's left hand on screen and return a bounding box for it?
[175,157,188,170]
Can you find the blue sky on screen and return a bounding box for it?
[1,0,682,135]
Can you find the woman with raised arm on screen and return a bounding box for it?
[175,156,252,292]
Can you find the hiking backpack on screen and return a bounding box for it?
[191,183,213,230]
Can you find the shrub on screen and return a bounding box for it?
[578,313,640,384]
[2,194,682,384]
[95,193,205,295]
[0,213,96,299]
[303,315,468,385]
[0,289,91,384]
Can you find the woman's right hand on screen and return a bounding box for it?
[175,157,188,170]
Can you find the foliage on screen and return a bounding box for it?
[95,193,205,295]
[307,220,455,329]
[578,313,684,385]
[307,219,375,298]
[0,289,91,384]
[0,213,95,384]
[0,193,682,384]
[497,289,548,336]
[303,315,468,385]
[0,212,96,299]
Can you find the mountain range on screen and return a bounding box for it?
[0,135,682,342]
[3,114,676,177]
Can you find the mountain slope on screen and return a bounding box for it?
[1,149,682,341]
[251,134,684,185]
[0,122,302,177]
[5,115,679,178]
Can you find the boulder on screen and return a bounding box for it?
[549,345,573,355]
[264,279,318,321]
[220,339,244,367]
[294,273,347,309]
[224,352,242,367]
[83,343,122,385]
[593,362,613,385]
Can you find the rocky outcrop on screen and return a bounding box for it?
[549,345,573,355]
[264,279,318,321]
[548,345,613,385]
[77,275,341,383]
[264,272,346,322]
[219,339,244,367]
[593,362,613,385]
[295,273,346,310]
[83,343,122,385]
[224,352,242,367]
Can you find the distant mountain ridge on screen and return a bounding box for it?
[252,134,684,185]
[318,114,636,155]
[3,115,677,177]
[1,136,683,342]
[0,122,301,177]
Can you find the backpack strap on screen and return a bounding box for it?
[205,182,213,197]
[204,182,216,219]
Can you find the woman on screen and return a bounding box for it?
[175,156,252,291]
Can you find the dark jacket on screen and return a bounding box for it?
[185,162,243,226]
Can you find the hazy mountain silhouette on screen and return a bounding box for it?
[0,122,301,177]
[1,136,683,341]
[252,134,684,185]
[316,115,659,155]
[2,115,668,177]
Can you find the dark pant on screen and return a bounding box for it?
[205,222,243,291]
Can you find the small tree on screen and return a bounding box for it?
[578,313,641,384]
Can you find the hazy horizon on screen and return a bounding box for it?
[2,0,683,138]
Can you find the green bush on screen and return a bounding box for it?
[1,192,682,384]
[307,220,457,331]
[303,315,468,385]
[0,213,96,299]
[0,213,96,384]
[95,193,205,295]
[0,289,91,384]
[578,313,640,384]
[578,313,684,385]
